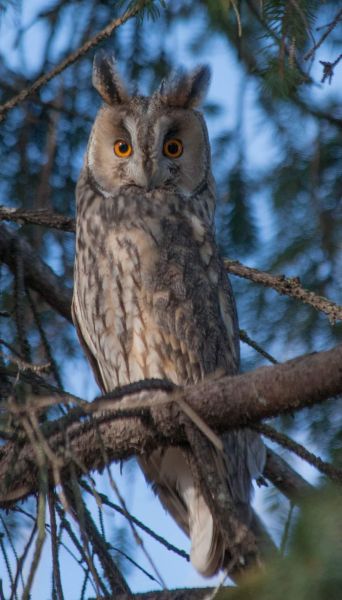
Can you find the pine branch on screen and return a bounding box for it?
[224,259,342,323]
[253,423,342,484]
[80,482,190,561]
[0,1,150,123]
[304,7,342,61]
[63,482,131,596]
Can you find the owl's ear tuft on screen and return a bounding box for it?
[158,65,211,109]
[92,52,129,105]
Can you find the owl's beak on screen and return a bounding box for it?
[135,165,159,191]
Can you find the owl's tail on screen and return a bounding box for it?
[139,430,269,578]
[139,447,224,575]
[173,454,224,577]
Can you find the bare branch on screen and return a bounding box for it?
[0,207,75,232]
[0,224,72,322]
[239,329,278,364]
[224,259,342,323]
[0,344,340,505]
[63,482,131,596]
[319,54,342,85]
[0,1,150,123]
[264,448,313,501]
[304,7,342,61]
[80,482,190,561]
[253,423,342,485]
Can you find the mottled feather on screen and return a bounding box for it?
[72,55,265,577]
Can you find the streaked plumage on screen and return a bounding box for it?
[72,53,265,576]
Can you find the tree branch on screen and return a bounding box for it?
[0,1,149,123]
[224,259,342,323]
[253,423,342,484]
[0,224,72,322]
[304,7,342,61]
[114,589,226,600]
[0,344,340,505]
[0,207,75,232]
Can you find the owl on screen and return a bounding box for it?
[72,53,266,577]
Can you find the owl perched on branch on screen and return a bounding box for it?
[72,53,266,577]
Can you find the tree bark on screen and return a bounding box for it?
[0,344,341,505]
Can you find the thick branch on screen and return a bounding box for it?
[224,259,342,323]
[0,224,72,322]
[0,345,340,504]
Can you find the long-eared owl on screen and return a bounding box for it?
[72,53,265,577]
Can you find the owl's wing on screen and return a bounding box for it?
[140,220,265,575]
[217,260,266,504]
[72,289,106,392]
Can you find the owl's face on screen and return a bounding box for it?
[86,54,212,198]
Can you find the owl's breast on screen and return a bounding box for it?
[73,222,179,390]
[73,210,238,392]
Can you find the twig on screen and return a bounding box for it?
[0,1,149,123]
[0,515,20,600]
[106,458,166,589]
[48,491,65,600]
[264,448,313,501]
[0,535,15,599]
[22,492,47,600]
[81,481,189,561]
[280,502,294,556]
[54,504,99,596]
[320,54,342,85]
[0,224,72,322]
[239,329,278,364]
[13,247,31,362]
[224,259,342,323]
[0,346,50,374]
[304,7,342,61]
[64,477,129,596]
[10,523,37,600]
[26,287,64,390]
[246,0,311,82]
[108,544,161,585]
[253,422,342,485]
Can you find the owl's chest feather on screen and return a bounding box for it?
[75,215,211,388]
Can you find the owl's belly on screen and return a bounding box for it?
[75,227,193,391]
[93,284,197,391]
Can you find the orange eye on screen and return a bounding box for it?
[163,138,183,158]
[113,139,132,158]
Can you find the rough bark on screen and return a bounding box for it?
[0,344,341,505]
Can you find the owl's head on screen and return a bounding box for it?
[86,53,212,197]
